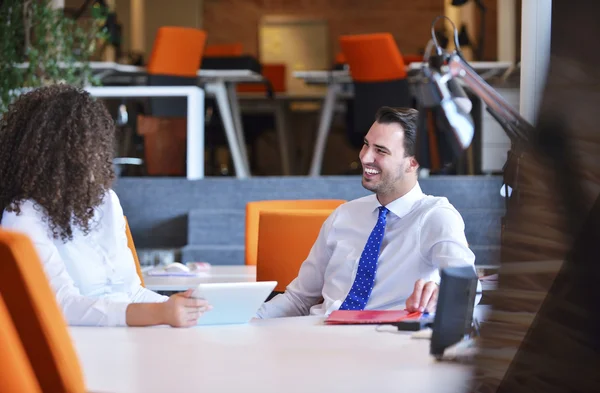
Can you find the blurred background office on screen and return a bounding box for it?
[37,0,522,178]
[1,0,529,279]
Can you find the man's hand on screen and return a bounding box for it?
[406,279,439,313]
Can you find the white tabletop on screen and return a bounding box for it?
[294,69,352,84]
[70,315,472,393]
[15,61,265,83]
[88,62,264,82]
[294,61,514,84]
[143,265,257,292]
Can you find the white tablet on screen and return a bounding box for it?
[191,281,277,326]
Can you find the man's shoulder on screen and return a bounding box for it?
[417,195,465,225]
[419,194,456,210]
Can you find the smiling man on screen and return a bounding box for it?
[257,106,479,318]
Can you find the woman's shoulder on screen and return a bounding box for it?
[1,199,52,240]
[102,189,124,215]
[2,199,45,224]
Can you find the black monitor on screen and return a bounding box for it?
[430,266,479,359]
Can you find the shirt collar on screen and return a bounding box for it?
[372,182,425,219]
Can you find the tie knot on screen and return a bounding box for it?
[378,206,389,219]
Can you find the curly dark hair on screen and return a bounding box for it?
[0,84,116,241]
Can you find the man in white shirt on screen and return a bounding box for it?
[257,106,478,318]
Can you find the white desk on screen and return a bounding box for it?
[143,265,256,292]
[86,86,205,180]
[295,61,515,176]
[70,315,472,393]
[95,62,265,179]
[294,61,514,85]
[29,61,265,179]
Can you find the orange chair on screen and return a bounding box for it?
[147,26,207,77]
[139,26,208,176]
[237,63,287,93]
[204,43,244,57]
[339,33,413,147]
[257,209,335,292]
[0,229,85,393]
[245,199,346,266]
[124,216,145,287]
[0,295,42,393]
[339,33,407,82]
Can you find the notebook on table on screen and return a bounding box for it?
[325,310,434,331]
[325,310,424,325]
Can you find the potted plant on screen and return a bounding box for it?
[0,0,108,113]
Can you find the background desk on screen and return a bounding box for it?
[70,315,472,393]
[92,62,265,178]
[143,265,257,292]
[86,86,205,179]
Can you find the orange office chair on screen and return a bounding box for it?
[0,229,86,393]
[256,209,335,292]
[237,63,287,93]
[124,216,145,287]
[147,26,207,77]
[0,295,42,393]
[245,199,346,266]
[138,26,208,176]
[339,33,414,147]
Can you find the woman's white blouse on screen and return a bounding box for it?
[1,189,168,326]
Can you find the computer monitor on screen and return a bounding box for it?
[430,266,479,359]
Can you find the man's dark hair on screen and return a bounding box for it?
[375,106,418,157]
[0,84,116,241]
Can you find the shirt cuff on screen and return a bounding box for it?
[106,302,131,327]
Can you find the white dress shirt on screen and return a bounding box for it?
[257,182,480,318]
[1,189,168,327]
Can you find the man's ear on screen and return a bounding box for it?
[407,156,420,172]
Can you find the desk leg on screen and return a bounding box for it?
[205,82,250,178]
[186,88,205,180]
[225,82,250,170]
[309,83,341,177]
[274,100,292,175]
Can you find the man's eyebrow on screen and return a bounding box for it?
[373,144,391,153]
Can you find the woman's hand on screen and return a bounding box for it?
[160,289,212,327]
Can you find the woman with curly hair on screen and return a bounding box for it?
[0,84,210,327]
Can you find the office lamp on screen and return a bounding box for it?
[416,15,534,213]
[416,15,593,363]
[414,15,534,359]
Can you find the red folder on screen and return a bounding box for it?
[325,310,423,325]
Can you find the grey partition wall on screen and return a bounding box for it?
[113,176,503,267]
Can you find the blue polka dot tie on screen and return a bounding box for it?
[339,206,389,310]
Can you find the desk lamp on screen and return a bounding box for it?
[415,15,596,370]
[414,15,534,360]
[415,15,534,215]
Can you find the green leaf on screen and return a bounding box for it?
[0,0,104,114]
